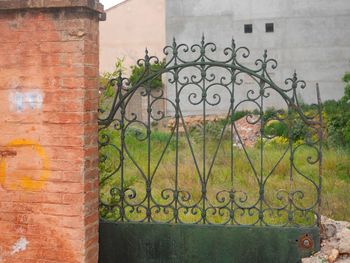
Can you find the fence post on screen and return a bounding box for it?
[0,1,105,262]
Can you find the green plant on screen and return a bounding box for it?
[99,58,126,116]
[322,69,350,148]
[264,120,288,138]
[341,71,350,104]
[129,60,165,89]
[100,57,126,98]
[291,118,308,141]
[232,110,251,122]
[335,161,350,182]
[263,107,278,122]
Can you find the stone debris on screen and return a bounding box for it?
[232,115,260,148]
[302,216,350,263]
[167,114,261,147]
[329,249,340,263]
[167,114,226,133]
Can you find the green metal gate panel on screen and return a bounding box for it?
[98,36,323,263]
[99,221,319,263]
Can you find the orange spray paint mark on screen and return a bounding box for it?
[0,139,50,191]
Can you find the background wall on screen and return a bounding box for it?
[166,0,350,114]
[100,0,165,73]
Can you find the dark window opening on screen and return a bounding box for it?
[265,23,274,33]
[244,24,253,33]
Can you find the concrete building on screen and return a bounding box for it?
[100,0,165,73]
[166,0,350,114]
[100,0,166,121]
[100,0,350,115]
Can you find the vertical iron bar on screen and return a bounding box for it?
[174,47,179,223]
[120,81,125,222]
[316,83,323,227]
[288,105,294,225]
[259,87,264,226]
[145,50,152,222]
[202,73,206,223]
[201,36,207,224]
[230,72,235,190]
[230,68,235,225]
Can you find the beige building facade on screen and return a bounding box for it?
[99,0,166,74]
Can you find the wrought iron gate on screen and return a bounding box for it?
[98,37,323,263]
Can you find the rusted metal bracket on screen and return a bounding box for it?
[298,233,314,250]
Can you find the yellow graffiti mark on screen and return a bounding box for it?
[0,139,49,191]
[0,157,5,186]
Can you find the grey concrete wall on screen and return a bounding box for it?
[165,0,350,115]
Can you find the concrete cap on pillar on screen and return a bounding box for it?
[0,0,106,20]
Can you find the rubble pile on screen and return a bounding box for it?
[167,115,226,133]
[167,114,261,147]
[302,216,350,263]
[232,115,260,148]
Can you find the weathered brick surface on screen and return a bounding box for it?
[0,3,102,262]
[0,0,104,15]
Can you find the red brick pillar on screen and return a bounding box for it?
[0,1,105,262]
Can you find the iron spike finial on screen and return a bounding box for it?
[263,49,268,60]
[293,70,297,80]
[117,71,123,87]
[201,33,205,45]
[231,38,236,49]
[172,37,177,47]
[144,48,150,66]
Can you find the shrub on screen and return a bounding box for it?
[129,60,165,89]
[322,70,350,148]
[100,58,125,98]
[264,120,288,138]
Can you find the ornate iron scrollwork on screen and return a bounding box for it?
[98,36,323,227]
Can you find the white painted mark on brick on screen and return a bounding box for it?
[9,90,43,112]
[10,237,29,255]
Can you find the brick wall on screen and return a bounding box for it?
[0,1,104,262]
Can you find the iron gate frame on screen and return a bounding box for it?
[98,36,323,263]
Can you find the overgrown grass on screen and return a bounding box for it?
[98,65,350,224]
[99,126,350,224]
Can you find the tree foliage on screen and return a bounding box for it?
[129,60,165,89]
[323,69,350,148]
